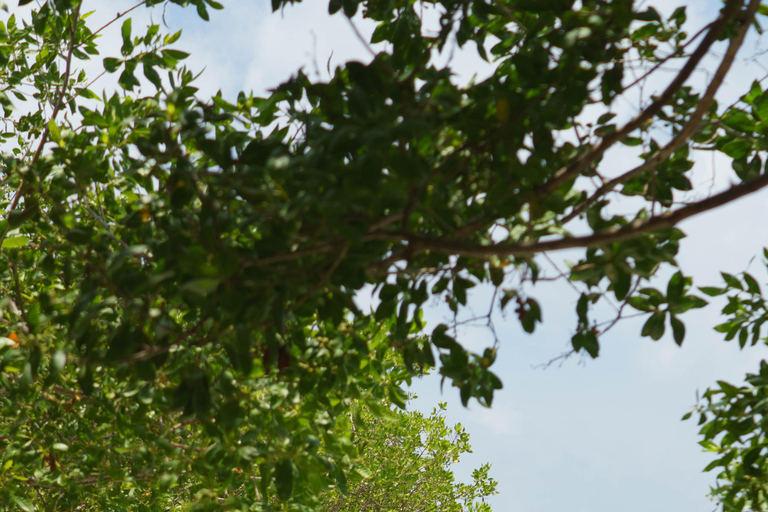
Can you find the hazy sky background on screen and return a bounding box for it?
[15,0,768,510]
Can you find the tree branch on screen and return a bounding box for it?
[110,317,209,365]
[77,1,147,49]
[392,169,768,259]
[534,0,746,199]
[560,0,760,226]
[0,4,82,248]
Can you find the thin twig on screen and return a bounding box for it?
[346,16,377,59]
[77,1,148,49]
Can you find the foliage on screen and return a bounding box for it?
[685,254,768,512]
[320,402,496,512]
[0,0,767,510]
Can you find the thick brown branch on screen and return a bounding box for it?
[397,170,768,259]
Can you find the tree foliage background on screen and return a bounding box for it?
[2,0,768,510]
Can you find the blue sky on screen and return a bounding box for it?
[63,0,768,509]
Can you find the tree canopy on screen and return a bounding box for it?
[321,402,496,512]
[1,0,768,510]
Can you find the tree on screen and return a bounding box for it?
[0,0,767,509]
[683,258,768,512]
[321,402,496,512]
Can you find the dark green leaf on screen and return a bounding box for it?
[670,315,685,346]
[641,311,666,341]
[275,459,295,500]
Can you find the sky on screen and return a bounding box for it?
[13,0,768,510]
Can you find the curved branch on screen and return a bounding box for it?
[560,0,761,226]
[534,0,746,199]
[393,169,768,259]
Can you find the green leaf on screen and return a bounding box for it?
[669,6,687,25]
[699,286,727,297]
[489,266,504,287]
[621,136,643,146]
[743,273,761,295]
[670,315,685,346]
[641,311,666,341]
[722,111,755,133]
[520,298,542,334]
[196,2,210,20]
[375,297,396,321]
[754,94,768,121]
[1,235,27,249]
[143,63,162,89]
[10,496,34,512]
[48,119,62,145]
[159,473,178,492]
[721,272,743,290]
[432,324,459,349]
[703,457,725,472]
[634,7,661,21]
[666,272,684,302]
[121,18,131,42]
[335,466,349,496]
[162,49,190,61]
[118,62,141,90]
[739,326,749,348]
[352,464,373,480]
[675,295,707,313]
[572,330,599,358]
[165,29,182,45]
[389,384,407,409]
[103,57,122,73]
[717,380,741,396]
[191,377,211,415]
[329,0,343,14]
[628,296,653,312]
[720,139,752,159]
[121,18,133,55]
[274,459,295,500]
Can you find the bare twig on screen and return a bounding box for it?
[77,1,148,49]
[346,16,377,59]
